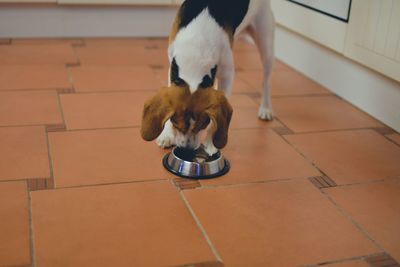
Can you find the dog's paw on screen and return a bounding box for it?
[203,142,219,156]
[258,106,274,121]
[156,131,176,148]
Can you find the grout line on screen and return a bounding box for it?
[0,88,73,93]
[300,254,372,267]
[27,188,36,267]
[0,177,50,184]
[43,178,167,191]
[284,127,394,136]
[44,126,57,189]
[65,64,75,88]
[58,125,140,132]
[57,89,158,95]
[199,177,294,190]
[383,134,400,148]
[70,46,81,67]
[327,176,400,189]
[55,90,67,128]
[0,124,140,131]
[178,190,223,263]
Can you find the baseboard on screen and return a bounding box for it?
[275,26,400,132]
[0,5,177,38]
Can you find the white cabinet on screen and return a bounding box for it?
[344,0,400,81]
[271,0,348,52]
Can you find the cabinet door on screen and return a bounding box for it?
[271,0,348,53]
[344,0,400,81]
[58,0,171,4]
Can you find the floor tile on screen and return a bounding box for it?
[233,39,258,52]
[200,129,319,186]
[238,70,331,97]
[270,71,331,96]
[285,130,400,185]
[75,46,169,66]
[70,65,162,92]
[0,65,71,91]
[0,126,50,181]
[387,133,400,145]
[0,181,31,267]
[31,180,215,267]
[326,179,400,262]
[49,128,172,188]
[232,76,259,93]
[234,51,263,70]
[153,67,169,85]
[61,91,154,130]
[0,44,78,65]
[235,70,263,93]
[229,94,259,109]
[0,91,63,126]
[184,179,378,267]
[274,96,383,133]
[229,95,283,129]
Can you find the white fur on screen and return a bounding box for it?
[159,0,275,155]
[169,8,231,93]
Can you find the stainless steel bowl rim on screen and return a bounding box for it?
[162,148,230,179]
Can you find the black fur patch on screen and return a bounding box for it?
[199,65,218,88]
[178,0,250,34]
[170,58,187,86]
[171,58,218,89]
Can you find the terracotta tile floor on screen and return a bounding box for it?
[0,38,399,267]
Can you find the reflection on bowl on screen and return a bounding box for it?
[163,146,230,179]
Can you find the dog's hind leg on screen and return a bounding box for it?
[249,1,275,121]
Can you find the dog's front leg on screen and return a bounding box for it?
[203,131,218,156]
[156,119,176,148]
[203,122,219,156]
[217,47,234,97]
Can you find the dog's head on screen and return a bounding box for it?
[141,86,233,150]
[189,88,233,149]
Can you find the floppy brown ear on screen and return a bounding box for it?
[140,87,189,141]
[203,91,233,149]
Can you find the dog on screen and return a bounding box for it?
[141,0,275,156]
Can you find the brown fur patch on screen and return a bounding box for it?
[190,88,233,149]
[141,86,191,141]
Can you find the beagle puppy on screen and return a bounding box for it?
[141,0,275,155]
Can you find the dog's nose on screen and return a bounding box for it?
[187,138,200,150]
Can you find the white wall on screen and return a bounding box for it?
[0,5,177,37]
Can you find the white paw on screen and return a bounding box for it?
[203,142,219,156]
[156,130,176,148]
[258,106,274,121]
[156,133,175,148]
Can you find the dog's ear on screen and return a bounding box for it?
[141,86,189,141]
[191,89,233,149]
[206,92,233,149]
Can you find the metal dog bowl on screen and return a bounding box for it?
[163,146,230,179]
